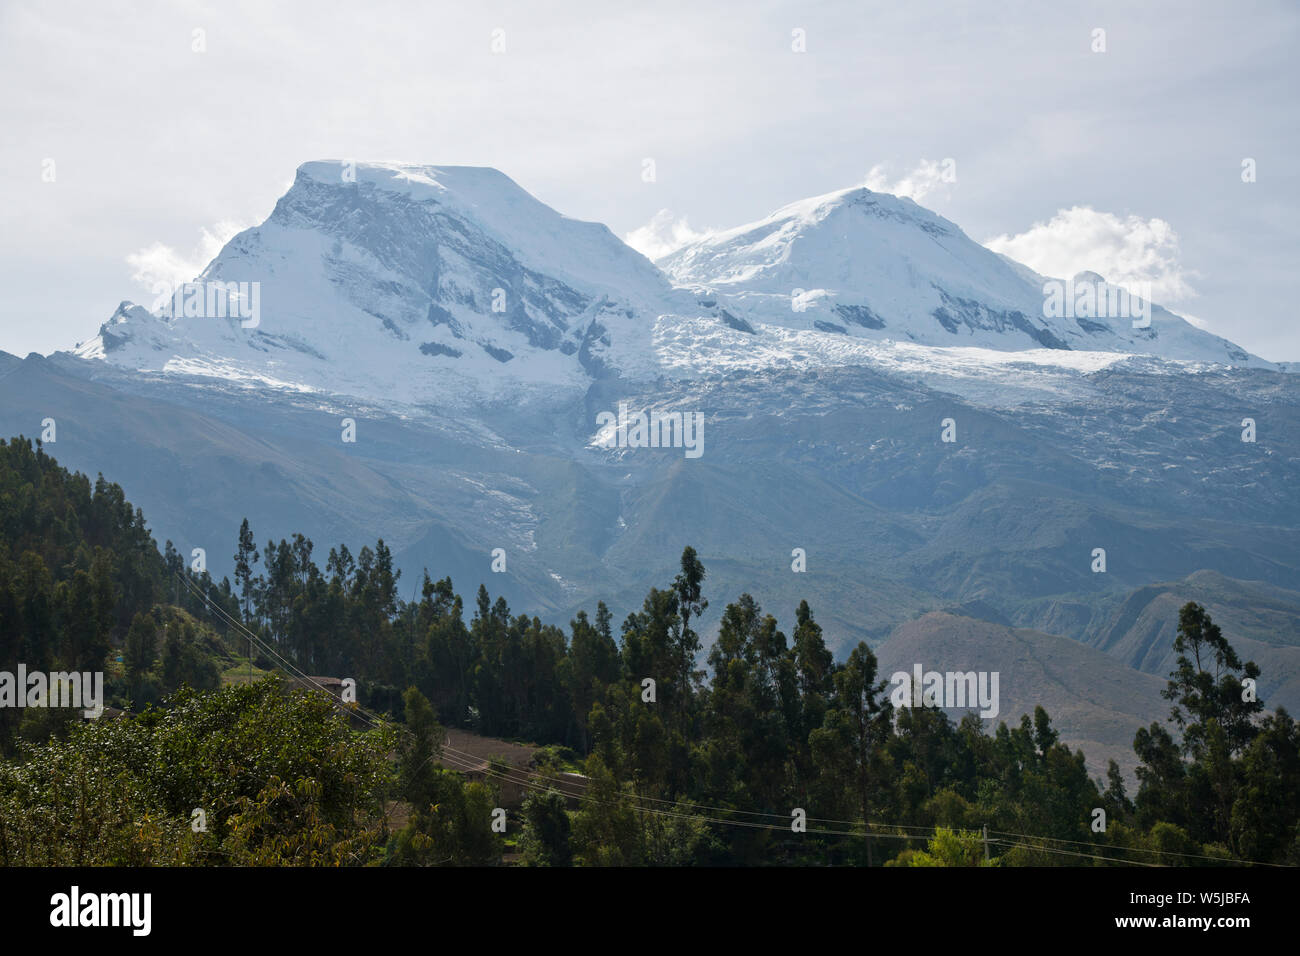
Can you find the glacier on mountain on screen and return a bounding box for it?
[69,161,1277,416]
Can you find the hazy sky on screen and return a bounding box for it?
[3,0,1297,360]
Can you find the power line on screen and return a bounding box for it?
[433,748,944,844]
[987,828,1288,868]
[174,570,391,731]
[434,749,933,842]
[438,739,934,834]
[436,738,935,837]
[171,569,1296,869]
[990,837,1160,867]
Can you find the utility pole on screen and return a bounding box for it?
[982,824,990,862]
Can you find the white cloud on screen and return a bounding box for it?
[864,159,953,203]
[126,221,245,295]
[984,206,1197,304]
[624,209,713,261]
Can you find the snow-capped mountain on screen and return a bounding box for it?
[657,185,1265,367]
[71,162,1274,416]
[9,160,1297,769]
[76,161,688,406]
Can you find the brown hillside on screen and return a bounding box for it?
[877,611,1167,783]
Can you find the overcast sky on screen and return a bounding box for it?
[3,0,1296,360]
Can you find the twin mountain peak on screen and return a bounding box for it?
[73,160,1270,411]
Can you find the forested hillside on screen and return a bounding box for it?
[1,436,1296,866]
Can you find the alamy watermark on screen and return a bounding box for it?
[50,886,150,936]
[0,665,104,718]
[151,280,261,328]
[890,663,1000,719]
[594,402,704,459]
[1042,277,1151,329]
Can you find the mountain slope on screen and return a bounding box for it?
[1077,571,1300,711]
[67,163,1278,422]
[74,162,689,407]
[15,160,1295,763]
[875,611,1168,780]
[658,186,1269,367]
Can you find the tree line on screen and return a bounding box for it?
[0,435,1296,865]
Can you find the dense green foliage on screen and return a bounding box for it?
[0,436,246,749]
[0,678,394,865]
[1,436,1296,866]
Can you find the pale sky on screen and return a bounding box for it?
[3,0,1297,360]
